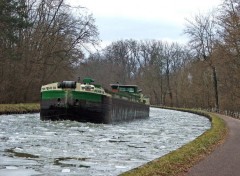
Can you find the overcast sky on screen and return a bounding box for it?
[68,0,222,48]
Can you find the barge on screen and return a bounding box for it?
[40,78,150,124]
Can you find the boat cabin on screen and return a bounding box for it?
[110,84,140,94]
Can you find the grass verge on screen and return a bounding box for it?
[120,106,227,176]
[0,103,40,115]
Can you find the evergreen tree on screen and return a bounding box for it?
[0,0,31,58]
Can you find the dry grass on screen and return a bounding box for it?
[0,103,40,114]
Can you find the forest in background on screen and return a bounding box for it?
[1,0,240,113]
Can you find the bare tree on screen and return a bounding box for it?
[0,0,99,103]
[184,12,220,111]
[138,40,165,105]
[216,0,240,111]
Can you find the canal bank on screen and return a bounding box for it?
[0,104,39,115]
[186,114,240,176]
[121,107,227,176]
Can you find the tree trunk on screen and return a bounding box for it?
[166,60,173,107]
[212,66,219,111]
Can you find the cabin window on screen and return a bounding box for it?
[128,88,135,93]
[119,87,135,93]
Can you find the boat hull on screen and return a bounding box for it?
[40,94,149,124]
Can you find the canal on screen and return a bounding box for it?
[0,107,210,176]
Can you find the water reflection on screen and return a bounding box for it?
[0,108,210,176]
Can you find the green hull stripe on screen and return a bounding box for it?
[41,90,102,103]
[41,90,65,100]
[72,91,102,103]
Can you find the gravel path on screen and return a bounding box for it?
[186,114,240,176]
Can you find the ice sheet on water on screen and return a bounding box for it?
[0,168,41,176]
[0,156,38,166]
[0,108,210,176]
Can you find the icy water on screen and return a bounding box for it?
[0,107,210,176]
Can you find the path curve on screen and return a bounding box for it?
[186,114,240,176]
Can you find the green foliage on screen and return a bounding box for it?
[0,0,31,43]
[121,107,227,176]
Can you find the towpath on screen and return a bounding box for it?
[186,114,240,176]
